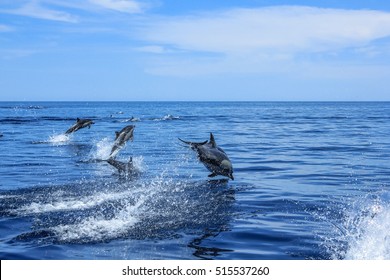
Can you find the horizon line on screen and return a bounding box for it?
[0,100,389,103]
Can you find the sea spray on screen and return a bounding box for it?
[48,133,70,145]
[343,194,390,260]
[318,191,390,260]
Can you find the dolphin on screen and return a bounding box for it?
[109,125,135,158]
[179,133,234,180]
[65,118,95,135]
[106,157,139,176]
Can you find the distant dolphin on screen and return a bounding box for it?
[106,157,139,176]
[179,133,234,180]
[65,118,95,135]
[129,116,140,122]
[109,125,135,158]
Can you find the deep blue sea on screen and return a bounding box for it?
[0,102,389,260]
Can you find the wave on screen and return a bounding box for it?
[0,116,73,125]
[0,117,37,124]
[0,105,46,110]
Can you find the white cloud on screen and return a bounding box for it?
[89,0,144,13]
[0,49,39,60]
[139,6,390,76]
[4,1,78,23]
[0,0,146,23]
[135,45,167,54]
[142,6,390,54]
[0,25,13,32]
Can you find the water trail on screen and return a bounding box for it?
[51,198,144,243]
[1,175,233,245]
[12,189,137,215]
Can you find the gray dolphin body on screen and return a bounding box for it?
[106,157,138,176]
[179,133,234,180]
[109,125,135,158]
[65,118,95,135]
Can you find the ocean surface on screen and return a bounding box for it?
[0,101,389,260]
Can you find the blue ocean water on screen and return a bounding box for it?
[0,101,389,260]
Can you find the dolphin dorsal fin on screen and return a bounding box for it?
[209,133,217,148]
[77,118,80,122]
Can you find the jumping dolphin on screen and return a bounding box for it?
[179,133,234,180]
[109,125,135,158]
[106,157,138,176]
[65,118,95,135]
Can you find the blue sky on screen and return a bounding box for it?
[1,0,390,101]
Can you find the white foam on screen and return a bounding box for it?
[162,114,179,120]
[91,137,113,160]
[48,133,70,144]
[0,195,18,199]
[324,193,390,260]
[344,202,390,260]
[52,198,144,242]
[9,175,194,243]
[153,114,180,121]
[121,117,140,122]
[15,189,136,214]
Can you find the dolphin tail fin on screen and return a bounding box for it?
[178,138,207,147]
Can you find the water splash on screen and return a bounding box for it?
[319,192,390,260]
[48,133,70,145]
[13,189,136,215]
[51,199,143,243]
[90,137,113,160]
[343,195,390,259]
[1,176,233,245]
[153,114,180,121]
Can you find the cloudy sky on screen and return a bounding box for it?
[1,0,390,101]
